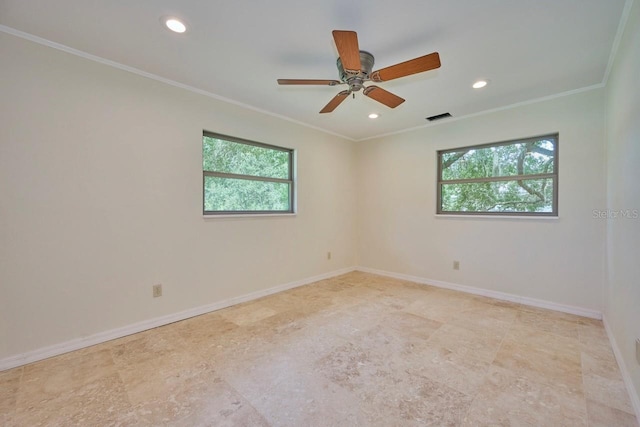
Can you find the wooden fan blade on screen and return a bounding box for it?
[363,86,405,108]
[278,79,342,86]
[320,90,350,113]
[332,30,361,74]
[371,52,441,82]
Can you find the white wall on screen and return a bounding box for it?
[356,89,607,310]
[0,19,631,377]
[605,0,640,403]
[0,33,357,359]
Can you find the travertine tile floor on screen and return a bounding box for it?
[1,272,638,426]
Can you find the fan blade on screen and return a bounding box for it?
[332,30,361,74]
[320,90,350,113]
[278,79,342,86]
[363,86,405,108]
[371,52,441,82]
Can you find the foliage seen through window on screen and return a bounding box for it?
[203,133,294,214]
[438,135,558,215]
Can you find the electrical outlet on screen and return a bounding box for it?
[636,338,640,365]
[327,251,332,260]
[453,260,460,270]
[152,284,162,298]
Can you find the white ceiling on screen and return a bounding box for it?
[0,0,629,140]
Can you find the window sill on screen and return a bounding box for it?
[203,213,297,220]
[435,214,559,220]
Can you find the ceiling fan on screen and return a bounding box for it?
[277,30,441,113]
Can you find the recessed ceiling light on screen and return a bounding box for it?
[165,18,186,33]
[368,113,379,119]
[472,80,488,89]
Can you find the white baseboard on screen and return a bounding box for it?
[0,266,356,372]
[356,266,602,319]
[602,315,640,420]
[1,266,605,372]
[359,267,640,417]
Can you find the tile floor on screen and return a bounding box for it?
[1,272,637,426]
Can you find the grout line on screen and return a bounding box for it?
[222,377,273,427]
[580,348,591,427]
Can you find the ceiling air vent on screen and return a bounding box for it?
[426,112,452,121]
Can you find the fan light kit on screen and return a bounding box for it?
[165,18,186,33]
[368,113,379,119]
[472,80,488,89]
[278,30,441,114]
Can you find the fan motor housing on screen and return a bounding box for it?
[337,50,374,92]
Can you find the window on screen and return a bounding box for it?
[437,134,558,216]
[203,132,294,215]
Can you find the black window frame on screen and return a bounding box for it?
[437,133,559,217]
[202,131,295,215]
